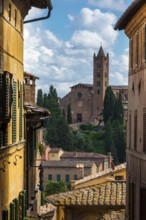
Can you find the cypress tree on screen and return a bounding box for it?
[103,86,116,124]
[37,89,43,106]
[67,104,72,124]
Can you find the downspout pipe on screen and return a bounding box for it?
[24,5,53,24]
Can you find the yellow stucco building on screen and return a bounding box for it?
[0,1,52,219]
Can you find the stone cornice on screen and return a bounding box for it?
[125,4,146,37]
[12,0,52,19]
[12,0,31,19]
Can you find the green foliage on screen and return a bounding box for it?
[67,104,72,124]
[104,120,118,163]
[80,123,93,131]
[45,180,68,196]
[114,91,124,123]
[38,143,45,156]
[37,89,43,107]
[103,86,116,124]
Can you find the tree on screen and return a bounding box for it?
[37,89,43,107]
[47,85,61,116]
[103,86,116,124]
[43,93,49,109]
[114,91,124,124]
[67,104,72,124]
[45,180,68,196]
[104,120,118,163]
[112,120,126,163]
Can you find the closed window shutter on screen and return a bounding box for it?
[0,72,12,121]
[12,80,17,143]
[2,209,8,220]
[19,83,23,140]
[13,198,19,220]
[10,202,15,220]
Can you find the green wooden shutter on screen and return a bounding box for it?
[19,83,23,140]
[13,198,19,220]
[10,202,15,220]
[19,191,27,220]
[12,80,17,143]
[2,209,8,220]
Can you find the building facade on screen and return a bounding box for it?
[115,0,146,219]
[0,1,52,220]
[42,147,113,183]
[60,46,128,125]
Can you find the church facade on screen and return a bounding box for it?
[60,47,128,125]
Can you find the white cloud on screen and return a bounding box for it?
[24,7,128,98]
[88,0,127,11]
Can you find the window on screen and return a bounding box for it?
[0,125,8,148]
[97,89,100,95]
[19,83,23,140]
[136,32,139,65]
[14,10,17,27]
[8,3,11,22]
[74,175,77,180]
[143,111,146,153]
[144,25,146,62]
[97,72,100,77]
[96,63,101,68]
[77,92,82,99]
[0,72,12,122]
[129,114,131,149]
[20,19,23,33]
[2,209,8,220]
[57,174,61,182]
[48,174,52,180]
[0,0,3,16]
[129,181,136,220]
[140,188,146,220]
[134,110,137,150]
[115,176,124,180]
[12,80,17,143]
[77,113,82,123]
[65,174,70,182]
[97,81,100,87]
[130,38,133,68]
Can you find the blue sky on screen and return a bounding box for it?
[24,0,133,98]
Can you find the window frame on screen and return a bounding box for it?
[14,9,17,27]
[0,0,3,16]
[8,3,11,22]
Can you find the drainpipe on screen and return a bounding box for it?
[24,3,53,24]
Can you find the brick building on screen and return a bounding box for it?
[60,46,128,125]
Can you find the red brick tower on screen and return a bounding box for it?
[92,46,109,121]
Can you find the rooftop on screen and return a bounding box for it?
[42,160,95,168]
[46,180,126,207]
[115,0,144,30]
[74,163,126,186]
[61,151,108,159]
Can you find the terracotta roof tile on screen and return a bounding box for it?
[46,181,126,207]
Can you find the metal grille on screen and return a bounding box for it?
[12,80,17,143]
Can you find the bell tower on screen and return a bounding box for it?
[92,46,109,120]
